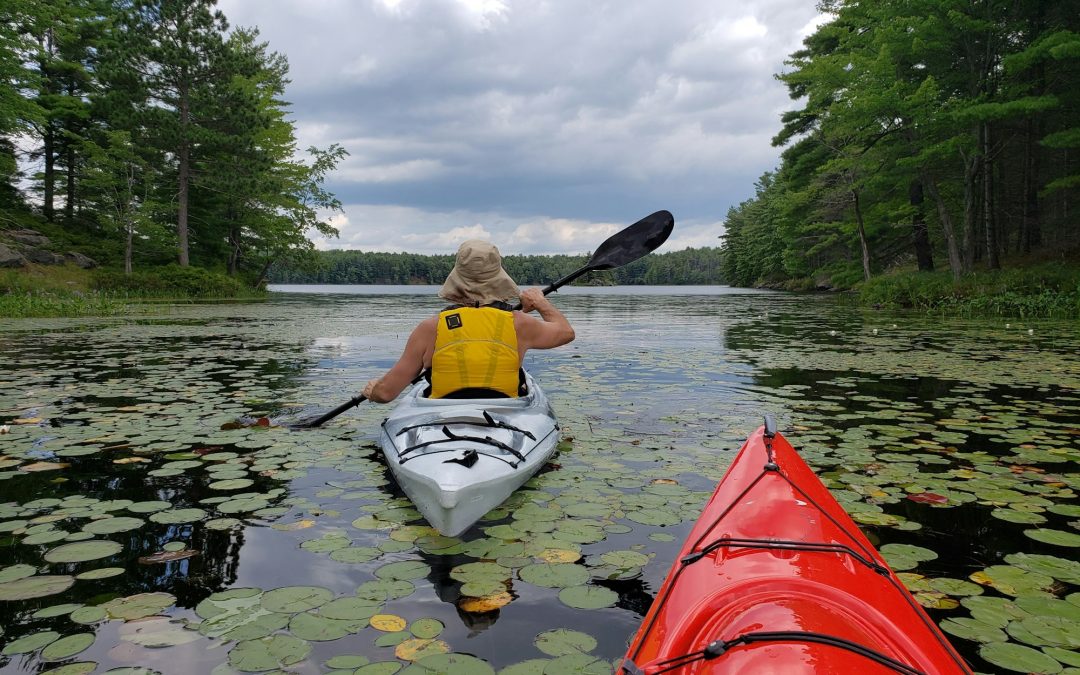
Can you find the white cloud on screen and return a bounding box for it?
[218,0,821,253]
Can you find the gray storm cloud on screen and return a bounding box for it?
[218,0,823,253]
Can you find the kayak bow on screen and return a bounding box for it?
[621,418,972,675]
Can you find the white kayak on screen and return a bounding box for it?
[379,371,559,537]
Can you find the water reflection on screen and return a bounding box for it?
[1,290,1078,673]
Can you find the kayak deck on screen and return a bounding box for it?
[622,421,972,675]
[380,373,558,536]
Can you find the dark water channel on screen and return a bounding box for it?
[1,287,1078,674]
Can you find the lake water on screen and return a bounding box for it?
[1,287,1078,674]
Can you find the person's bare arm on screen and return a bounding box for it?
[517,288,575,351]
[362,317,436,403]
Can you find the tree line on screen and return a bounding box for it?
[1,0,344,285]
[722,0,1079,288]
[269,247,726,286]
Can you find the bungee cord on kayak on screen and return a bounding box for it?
[633,631,930,675]
[621,419,975,674]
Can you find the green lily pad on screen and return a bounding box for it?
[558,585,618,609]
[979,642,1062,673]
[598,550,649,568]
[940,617,1007,643]
[82,516,145,534]
[535,629,597,656]
[1024,529,1080,547]
[357,579,416,601]
[209,478,255,491]
[33,603,83,618]
[70,605,108,624]
[329,546,381,564]
[261,585,333,613]
[374,560,430,581]
[76,567,125,580]
[1005,553,1080,585]
[288,611,360,641]
[355,663,404,674]
[0,563,36,583]
[40,633,95,661]
[0,575,75,600]
[126,501,172,514]
[410,618,444,639]
[227,634,312,672]
[519,563,590,588]
[319,596,383,621]
[149,508,206,524]
[44,540,123,563]
[104,592,177,620]
[2,630,61,655]
[326,655,372,669]
[400,653,495,674]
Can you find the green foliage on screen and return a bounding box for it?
[858,265,1080,318]
[93,265,264,298]
[724,0,1080,289]
[269,247,726,286]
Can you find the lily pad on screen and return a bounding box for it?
[535,629,597,656]
[104,592,177,620]
[44,540,123,563]
[40,633,95,661]
[374,560,430,581]
[519,563,590,588]
[1024,528,1080,547]
[82,516,145,535]
[227,634,312,672]
[979,641,1062,673]
[395,638,451,661]
[261,586,333,613]
[2,630,61,655]
[0,575,75,600]
[400,653,495,674]
[558,585,618,609]
[76,567,125,580]
[0,563,36,583]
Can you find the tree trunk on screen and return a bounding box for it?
[852,189,871,282]
[125,220,134,275]
[982,122,999,269]
[43,123,55,222]
[253,258,273,289]
[961,145,979,273]
[64,141,76,223]
[921,172,963,280]
[1022,117,1042,253]
[227,224,241,275]
[177,81,191,266]
[910,180,934,271]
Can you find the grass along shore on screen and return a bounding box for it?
[0,265,265,318]
[856,264,1080,319]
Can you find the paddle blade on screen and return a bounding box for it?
[587,210,674,270]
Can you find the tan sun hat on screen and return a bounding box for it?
[438,239,519,305]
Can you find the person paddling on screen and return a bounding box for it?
[361,240,575,403]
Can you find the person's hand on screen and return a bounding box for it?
[519,288,549,313]
[362,378,381,401]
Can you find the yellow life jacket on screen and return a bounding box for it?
[430,306,520,399]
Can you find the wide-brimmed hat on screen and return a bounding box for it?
[438,240,519,305]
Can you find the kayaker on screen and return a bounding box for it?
[361,239,575,403]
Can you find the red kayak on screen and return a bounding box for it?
[621,419,972,674]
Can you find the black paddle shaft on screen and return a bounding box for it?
[295,210,674,428]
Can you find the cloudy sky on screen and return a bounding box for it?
[217,0,824,255]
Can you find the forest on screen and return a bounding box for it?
[268,246,725,286]
[721,0,1080,291]
[1,0,344,287]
